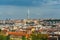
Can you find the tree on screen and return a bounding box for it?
[31,33,48,40]
[22,36,26,40]
[0,29,1,32]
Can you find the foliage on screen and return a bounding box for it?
[22,36,26,40]
[0,29,1,32]
[30,33,48,40]
[0,35,10,40]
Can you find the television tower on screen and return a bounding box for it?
[27,8,30,19]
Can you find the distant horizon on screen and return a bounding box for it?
[0,18,60,20]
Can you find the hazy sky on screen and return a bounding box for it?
[0,0,60,19]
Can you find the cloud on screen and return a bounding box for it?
[0,0,60,6]
[0,0,36,6]
[0,0,50,6]
[0,0,60,19]
[0,5,60,19]
[40,0,60,6]
[0,5,29,19]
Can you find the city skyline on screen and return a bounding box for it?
[0,0,60,19]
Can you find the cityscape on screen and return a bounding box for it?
[0,0,60,40]
[0,18,60,40]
